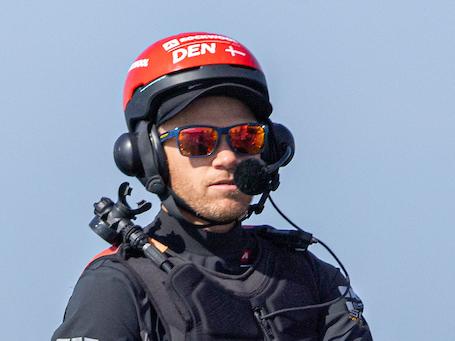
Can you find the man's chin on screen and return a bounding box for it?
[201,200,250,222]
[175,190,251,222]
[214,195,251,209]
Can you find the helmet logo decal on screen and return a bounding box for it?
[225,46,246,57]
[128,58,149,72]
[162,33,236,52]
[172,43,216,64]
[162,39,180,51]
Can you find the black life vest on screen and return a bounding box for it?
[93,233,325,341]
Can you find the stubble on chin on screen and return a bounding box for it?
[173,181,252,222]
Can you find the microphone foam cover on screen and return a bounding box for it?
[234,158,270,195]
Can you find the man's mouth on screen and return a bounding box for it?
[210,179,235,186]
[209,179,238,190]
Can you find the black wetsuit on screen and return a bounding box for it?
[52,210,373,340]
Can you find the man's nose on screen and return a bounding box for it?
[211,137,238,170]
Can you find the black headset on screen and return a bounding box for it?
[114,121,167,196]
[113,117,293,199]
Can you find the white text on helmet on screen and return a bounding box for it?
[179,34,235,43]
[162,35,236,53]
[162,39,180,52]
[128,59,149,71]
[172,43,216,64]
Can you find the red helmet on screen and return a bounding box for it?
[123,32,272,131]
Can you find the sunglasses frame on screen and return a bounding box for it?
[159,122,268,158]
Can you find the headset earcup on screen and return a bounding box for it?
[114,122,168,195]
[272,123,295,167]
[113,132,143,176]
[134,122,168,195]
[261,122,295,166]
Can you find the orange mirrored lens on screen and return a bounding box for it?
[229,125,265,154]
[178,127,218,156]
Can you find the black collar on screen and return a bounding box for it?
[144,210,257,274]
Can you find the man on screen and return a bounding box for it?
[52,32,373,341]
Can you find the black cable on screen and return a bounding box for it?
[268,195,303,231]
[260,195,352,319]
[260,238,351,318]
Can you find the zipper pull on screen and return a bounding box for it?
[254,307,275,340]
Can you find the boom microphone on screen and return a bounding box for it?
[234,123,295,195]
[234,158,270,195]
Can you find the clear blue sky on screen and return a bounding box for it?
[1,1,454,340]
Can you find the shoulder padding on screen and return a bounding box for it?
[85,245,120,269]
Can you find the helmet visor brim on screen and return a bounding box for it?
[156,83,272,125]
